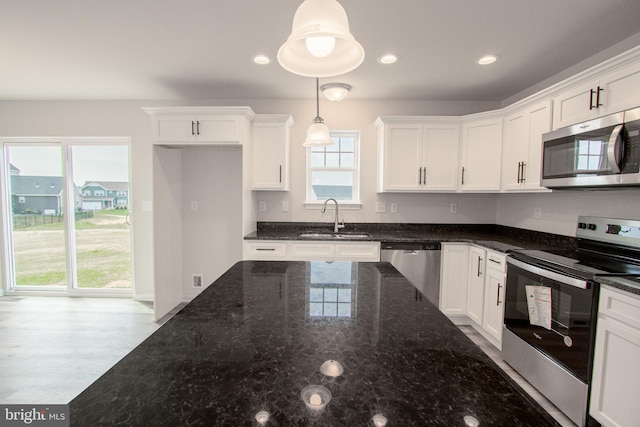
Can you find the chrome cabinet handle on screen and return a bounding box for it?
[256,248,276,251]
[477,257,482,277]
[196,121,200,135]
[418,168,422,185]
[496,283,502,305]
[589,86,604,110]
[279,165,282,183]
[520,162,526,183]
[461,167,465,185]
[191,121,196,135]
[422,167,426,185]
[489,258,501,264]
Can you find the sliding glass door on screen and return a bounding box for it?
[3,140,132,293]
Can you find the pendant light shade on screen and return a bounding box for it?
[278,0,365,77]
[303,78,334,147]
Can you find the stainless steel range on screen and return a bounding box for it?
[504,216,640,427]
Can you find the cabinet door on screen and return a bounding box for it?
[290,242,335,260]
[195,116,240,142]
[334,242,380,261]
[501,111,529,191]
[552,80,600,130]
[439,244,469,318]
[154,116,197,142]
[482,268,505,347]
[252,121,289,190]
[423,124,460,191]
[523,101,551,191]
[590,287,640,427]
[460,118,503,191]
[381,124,423,191]
[466,246,485,325]
[600,61,640,116]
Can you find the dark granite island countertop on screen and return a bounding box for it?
[70,261,558,426]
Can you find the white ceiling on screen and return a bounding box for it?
[2,0,640,102]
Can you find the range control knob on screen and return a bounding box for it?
[587,223,597,231]
[578,222,587,229]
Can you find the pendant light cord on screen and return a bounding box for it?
[314,77,323,124]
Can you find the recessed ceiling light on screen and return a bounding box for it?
[378,53,399,65]
[253,54,271,65]
[478,55,498,65]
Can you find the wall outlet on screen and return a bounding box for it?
[375,202,386,213]
[281,201,289,212]
[192,274,203,288]
[534,207,542,219]
[259,201,267,212]
[450,203,458,214]
[390,202,399,214]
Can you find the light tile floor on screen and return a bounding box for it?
[0,296,161,404]
[458,325,576,427]
[0,296,576,425]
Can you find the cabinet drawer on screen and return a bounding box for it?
[334,242,380,261]
[245,241,288,259]
[485,251,506,273]
[599,286,640,330]
[290,243,335,260]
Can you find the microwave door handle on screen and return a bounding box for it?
[607,124,624,173]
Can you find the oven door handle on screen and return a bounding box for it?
[507,257,590,289]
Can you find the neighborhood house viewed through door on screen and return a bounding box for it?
[3,142,132,292]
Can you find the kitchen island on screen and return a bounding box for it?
[70,261,557,426]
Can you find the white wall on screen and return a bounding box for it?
[496,191,640,236]
[181,147,242,300]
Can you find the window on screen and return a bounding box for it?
[82,190,90,196]
[18,196,25,204]
[307,261,356,319]
[94,190,105,196]
[306,131,360,205]
[576,139,605,171]
[117,190,127,197]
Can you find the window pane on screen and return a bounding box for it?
[340,138,354,152]
[309,287,324,302]
[72,145,132,289]
[325,141,339,152]
[323,303,337,316]
[7,146,66,287]
[338,288,351,302]
[324,288,338,302]
[325,153,340,167]
[577,157,588,170]
[337,303,351,317]
[311,171,353,200]
[311,152,325,167]
[341,153,354,167]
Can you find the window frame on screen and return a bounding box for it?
[305,130,361,209]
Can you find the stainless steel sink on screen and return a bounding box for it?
[298,231,372,239]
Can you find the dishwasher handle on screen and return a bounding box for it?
[381,242,441,251]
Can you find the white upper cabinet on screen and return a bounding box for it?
[552,60,640,130]
[251,115,294,191]
[501,100,552,191]
[460,115,503,191]
[144,107,255,145]
[375,117,459,192]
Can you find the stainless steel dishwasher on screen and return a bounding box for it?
[380,242,441,306]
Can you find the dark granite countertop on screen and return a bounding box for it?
[71,261,559,426]
[244,222,576,253]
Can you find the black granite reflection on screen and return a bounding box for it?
[70,261,558,426]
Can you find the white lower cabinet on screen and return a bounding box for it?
[244,240,380,262]
[590,286,640,427]
[466,246,486,325]
[441,243,506,348]
[439,243,470,320]
[481,251,506,348]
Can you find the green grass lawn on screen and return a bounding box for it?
[12,210,132,288]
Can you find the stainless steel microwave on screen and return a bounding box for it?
[541,107,640,189]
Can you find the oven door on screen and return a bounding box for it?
[504,257,598,382]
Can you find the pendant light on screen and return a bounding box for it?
[303,78,333,147]
[278,0,365,77]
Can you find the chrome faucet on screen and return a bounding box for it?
[321,198,345,233]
